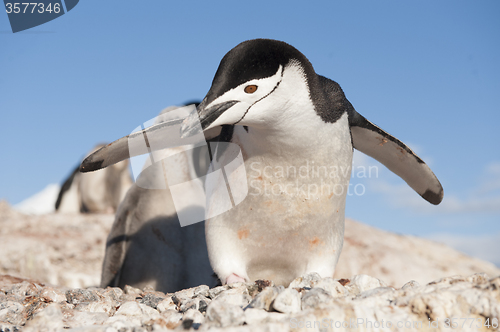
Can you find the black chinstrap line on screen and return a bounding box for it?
[233,67,284,126]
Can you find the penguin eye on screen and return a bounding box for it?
[244,85,258,94]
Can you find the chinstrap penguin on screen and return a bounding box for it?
[81,39,443,287]
[180,39,443,286]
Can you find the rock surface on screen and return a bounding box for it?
[0,201,113,288]
[1,273,499,331]
[335,219,500,287]
[1,201,498,290]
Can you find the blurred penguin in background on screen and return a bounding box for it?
[55,144,133,214]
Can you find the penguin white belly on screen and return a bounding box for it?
[205,113,353,286]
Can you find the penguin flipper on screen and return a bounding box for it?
[349,110,443,205]
[80,120,222,173]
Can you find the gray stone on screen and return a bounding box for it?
[345,274,386,295]
[193,284,210,298]
[97,286,124,302]
[198,296,211,313]
[246,286,282,311]
[171,287,197,311]
[288,272,322,289]
[208,285,230,299]
[172,287,211,314]
[139,292,166,309]
[105,300,160,327]
[272,288,301,314]
[159,309,183,329]
[178,295,212,313]
[206,299,245,327]
[156,297,176,313]
[74,299,117,316]
[123,284,142,296]
[248,280,275,297]
[311,277,348,298]
[301,287,334,310]
[0,301,26,326]
[40,287,67,303]
[179,297,199,313]
[182,307,205,327]
[115,300,160,319]
[23,303,64,331]
[214,290,252,308]
[401,280,420,290]
[173,287,195,302]
[66,288,99,304]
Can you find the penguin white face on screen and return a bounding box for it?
[197,64,284,130]
[181,39,315,136]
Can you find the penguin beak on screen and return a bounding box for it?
[181,99,239,138]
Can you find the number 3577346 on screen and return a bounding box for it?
[5,2,61,14]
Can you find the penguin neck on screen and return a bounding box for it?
[236,111,350,162]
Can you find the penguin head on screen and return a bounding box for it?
[182,39,316,135]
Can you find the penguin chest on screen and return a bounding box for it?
[204,115,353,282]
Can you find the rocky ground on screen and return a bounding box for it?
[1,200,500,331]
[1,272,499,331]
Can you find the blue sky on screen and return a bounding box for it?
[1,2,499,264]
